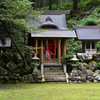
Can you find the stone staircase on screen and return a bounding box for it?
[44,66,66,82]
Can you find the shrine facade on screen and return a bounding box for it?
[28,11,76,76]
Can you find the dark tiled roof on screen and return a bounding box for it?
[31,29,76,38]
[73,25,100,40]
[73,25,100,29]
[74,27,100,40]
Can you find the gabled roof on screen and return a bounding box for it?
[31,29,76,38]
[29,11,76,38]
[73,25,100,40]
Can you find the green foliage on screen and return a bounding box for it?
[66,39,82,53]
[97,62,100,69]
[62,53,73,62]
[97,41,100,52]
[0,0,41,51]
[84,19,97,26]
[62,39,82,63]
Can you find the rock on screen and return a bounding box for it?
[93,73,98,77]
[81,67,88,74]
[86,80,90,83]
[77,53,92,62]
[87,70,93,76]
[75,76,81,81]
[94,80,98,83]
[77,70,82,75]
[70,76,76,81]
[89,61,97,72]
[6,61,17,71]
[92,53,100,62]
[0,67,8,76]
[73,81,78,84]
[81,76,86,82]
[94,70,100,74]
[87,76,94,82]
[95,75,100,81]
[68,80,73,84]
[71,69,79,76]
[81,74,87,77]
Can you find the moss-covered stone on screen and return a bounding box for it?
[92,53,100,62]
[76,62,89,69]
[88,61,97,71]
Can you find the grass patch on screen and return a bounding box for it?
[0,83,100,100]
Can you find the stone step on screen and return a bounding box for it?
[44,72,65,75]
[44,67,62,70]
[45,76,66,82]
[44,75,66,77]
[44,70,63,72]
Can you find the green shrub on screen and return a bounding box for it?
[84,19,97,26]
[97,62,100,69]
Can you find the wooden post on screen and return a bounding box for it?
[63,39,66,54]
[40,39,43,74]
[35,39,38,53]
[62,39,67,73]
[57,39,60,63]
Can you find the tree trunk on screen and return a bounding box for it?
[8,32,28,70]
[43,0,47,7]
[57,0,60,10]
[73,0,77,10]
[62,0,66,3]
[49,0,52,10]
[3,22,28,71]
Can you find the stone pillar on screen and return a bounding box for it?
[40,39,43,74]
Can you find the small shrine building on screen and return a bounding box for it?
[28,11,76,75]
[73,25,100,53]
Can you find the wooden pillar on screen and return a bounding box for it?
[57,39,60,63]
[40,39,43,74]
[63,39,66,54]
[35,39,38,53]
[62,39,67,73]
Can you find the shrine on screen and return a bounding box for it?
[73,25,100,53]
[28,10,76,82]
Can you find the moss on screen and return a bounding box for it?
[88,61,97,71]
[92,53,100,56]
[89,61,97,65]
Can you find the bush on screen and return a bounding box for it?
[84,19,97,26]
